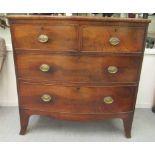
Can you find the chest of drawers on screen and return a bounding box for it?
[8,16,150,138]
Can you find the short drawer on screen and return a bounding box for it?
[11,25,78,51]
[19,82,136,113]
[16,53,141,83]
[81,25,145,53]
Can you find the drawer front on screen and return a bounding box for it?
[11,25,78,51]
[19,82,136,113]
[16,54,141,83]
[81,26,145,52]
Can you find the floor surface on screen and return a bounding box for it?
[0,107,155,142]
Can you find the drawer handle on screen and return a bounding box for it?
[41,94,52,102]
[107,66,118,74]
[103,96,114,104]
[40,64,50,72]
[38,34,49,43]
[109,37,120,46]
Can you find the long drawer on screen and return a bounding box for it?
[19,82,136,113]
[16,53,141,84]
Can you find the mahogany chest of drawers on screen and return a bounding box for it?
[8,16,150,138]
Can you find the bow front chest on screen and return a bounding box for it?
[8,16,150,138]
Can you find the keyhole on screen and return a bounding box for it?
[76,87,80,90]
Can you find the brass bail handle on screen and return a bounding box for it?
[109,37,120,46]
[107,66,118,74]
[40,64,50,72]
[103,96,114,104]
[38,34,49,43]
[41,94,52,102]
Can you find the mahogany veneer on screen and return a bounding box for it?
[16,53,141,83]
[8,16,150,138]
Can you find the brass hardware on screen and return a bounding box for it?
[38,34,49,43]
[109,37,120,46]
[41,94,52,102]
[40,64,50,72]
[107,66,118,74]
[103,96,114,104]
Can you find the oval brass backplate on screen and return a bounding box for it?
[40,64,50,72]
[109,37,120,46]
[103,96,114,104]
[107,66,118,74]
[41,94,52,102]
[38,34,49,43]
